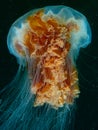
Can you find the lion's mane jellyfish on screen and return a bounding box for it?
[0,5,91,130]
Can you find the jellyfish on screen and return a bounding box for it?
[0,5,91,130]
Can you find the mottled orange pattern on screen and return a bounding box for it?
[22,10,79,108]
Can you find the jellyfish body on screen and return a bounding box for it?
[0,5,91,130]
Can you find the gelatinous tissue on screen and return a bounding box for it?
[0,5,92,130]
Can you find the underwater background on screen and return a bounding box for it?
[0,0,98,130]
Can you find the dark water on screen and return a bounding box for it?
[0,0,98,130]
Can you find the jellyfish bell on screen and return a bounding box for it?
[7,5,92,109]
[7,5,91,64]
